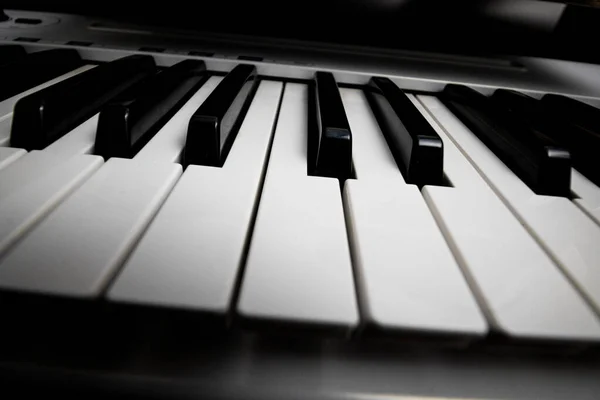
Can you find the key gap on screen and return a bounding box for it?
[188,51,214,57]
[13,37,40,42]
[66,41,93,47]
[227,82,287,325]
[14,18,42,25]
[573,200,600,228]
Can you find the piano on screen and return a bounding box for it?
[1,2,600,399]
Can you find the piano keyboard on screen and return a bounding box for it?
[1,43,600,349]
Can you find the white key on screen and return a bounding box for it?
[572,170,600,225]
[0,147,25,171]
[0,65,95,146]
[340,88,486,335]
[0,151,103,256]
[0,158,181,296]
[414,95,600,340]
[134,76,222,163]
[419,95,600,317]
[238,83,359,329]
[44,114,98,157]
[109,81,284,311]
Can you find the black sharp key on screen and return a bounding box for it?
[0,45,26,66]
[10,54,156,151]
[0,49,82,102]
[443,84,571,197]
[312,71,353,180]
[95,60,207,159]
[366,77,444,185]
[183,64,258,167]
[539,94,600,186]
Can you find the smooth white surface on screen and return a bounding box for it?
[238,83,359,329]
[572,169,600,225]
[340,88,486,335]
[0,151,102,256]
[0,158,181,296]
[109,81,284,310]
[0,147,25,170]
[414,94,600,339]
[134,76,222,163]
[419,95,600,317]
[44,114,98,156]
[0,65,95,146]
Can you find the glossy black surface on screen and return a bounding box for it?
[0,48,82,102]
[366,77,443,186]
[183,64,257,167]
[95,60,207,159]
[312,71,352,180]
[0,45,26,66]
[10,55,156,151]
[539,94,600,186]
[443,85,571,197]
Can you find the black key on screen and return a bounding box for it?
[443,84,571,197]
[539,94,600,186]
[311,71,353,180]
[366,77,444,185]
[183,64,258,167]
[10,55,156,151]
[95,60,207,159]
[0,45,26,66]
[0,49,82,102]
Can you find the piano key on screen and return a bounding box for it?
[312,71,353,180]
[183,64,258,167]
[572,170,600,225]
[134,76,222,164]
[0,49,83,102]
[42,114,98,157]
[0,45,26,66]
[238,83,359,330]
[340,88,486,336]
[414,94,600,340]
[108,81,283,312]
[443,84,571,197]
[540,94,600,187]
[0,147,26,171]
[0,65,96,146]
[419,95,600,317]
[10,54,156,151]
[0,151,103,257]
[95,60,207,159]
[365,77,444,186]
[0,158,181,296]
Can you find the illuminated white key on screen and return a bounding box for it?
[0,158,181,296]
[0,151,102,256]
[0,147,25,170]
[238,83,359,330]
[340,88,486,335]
[419,95,600,318]
[414,95,600,340]
[109,81,283,311]
[134,76,222,163]
[572,170,600,225]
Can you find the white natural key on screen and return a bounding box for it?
[419,95,600,318]
[413,94,600,340]
[0,151,102,257]
[0,158,181,296]
[0,147,25,171]
[43,114,99,157]
[109,81,284,312]
[340,88,486,335]
[571,170,600,226]
[238,83,359,330]
[0,65,95,146]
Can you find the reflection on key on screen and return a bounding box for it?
[10,55,156,151]
[183,64,257,167]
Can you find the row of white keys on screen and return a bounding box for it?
[0,151,103,257]
[418,95,600,319]
[0,65,95,146]
[108,81,284,312]
[412,95,600,340]
[237,83,359,330]
[571,170,600,225]
[0,147,25,171]
[340,88,486,335]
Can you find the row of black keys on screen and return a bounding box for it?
[2,45,599,193]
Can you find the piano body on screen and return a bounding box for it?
[1,2,600,399]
